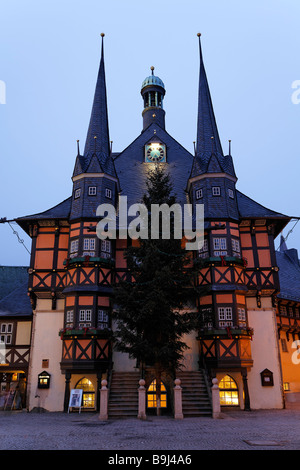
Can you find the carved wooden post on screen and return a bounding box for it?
[99,379,108,421]
[138,379,146,420]
[211,377,222,418]
[174,378,183,419]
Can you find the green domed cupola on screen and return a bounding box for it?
[141,66,166,130]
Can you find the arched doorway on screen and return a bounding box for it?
[219,375,239,406]
[147,379,167,413]
[75,378,95,410]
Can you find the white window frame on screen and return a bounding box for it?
[213,237,227,256]
[74,188,81,199]
[238,307,246,327]
[70,239,79,258]
[79,309,92,326]
[88,186,97,196]
[0,323,13,344]
[212,186,221,196]
[218,307,233,327]
[232,238,241,256]
[228,188,234,199]
[101,239,111,259]
[198,239,209,258]
[105,188,112,199]
[66,310,74,326]
[83,238,96,256]
[98,309,109,329]
[196,188,203,199]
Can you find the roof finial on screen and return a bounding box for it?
[101,32,105,38]
[94,135,97,154]
[211,136,214,153]
[151,66,155,76]
[77,140,80,155]
[228,139,231,156]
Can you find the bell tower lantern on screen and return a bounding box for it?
[141,66,166,130]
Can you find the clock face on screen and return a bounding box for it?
[145,143,166,163]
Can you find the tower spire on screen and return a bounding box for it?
[83,33,111,163]
[196,33,223,160]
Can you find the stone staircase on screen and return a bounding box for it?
[108,371,140,419]
[176,370,212,417]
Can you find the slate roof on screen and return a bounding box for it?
[0,266,32,317]
[192,35,236,179]
[16,197,72,234]
[73,35,116,179]
[276,240,300,302]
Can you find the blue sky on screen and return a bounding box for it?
[1,0,300,266]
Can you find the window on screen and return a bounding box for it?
[66,310,74,327]
[75,378,95,409]
[79,309,92,327]
[231,238,241,257]
[289,307,294,317]
[74,188,81,199]
[218,307,233,328]
[212,186,221,196]
[105,188,112,199]
[281,338,288,352]
[100,239,111,259]
[0,323,13,344]
[98,309,109,329]
[238,308,246,327]
[198,239,209,258]
[147,379,167,409]
[83,238,96,256]
[88,186,97,196]
[279,305,287,316]
[228,189,234,199]
[213,238,227,256]
[283,382,290,391]
[70,239,79,258]
[219,375,239,406]
[199,307,214,329]
[196,188,203,199]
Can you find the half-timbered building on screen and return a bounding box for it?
[15,35,295,414]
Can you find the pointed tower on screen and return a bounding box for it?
[70,33,118,221]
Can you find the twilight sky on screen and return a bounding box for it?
[1,0,300,266]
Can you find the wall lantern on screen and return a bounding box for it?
[38,371,51,389]
[260,368,274,387]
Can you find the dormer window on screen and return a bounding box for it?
[89,186,97,196]
[212,186,221,196]
[228,189,234,199]
[105,188,112,199]
[74,188,81,199]
[196,189,203,199]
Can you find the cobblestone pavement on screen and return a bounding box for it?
[0,408,300,452]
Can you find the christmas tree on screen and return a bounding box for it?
[113,165,198,415]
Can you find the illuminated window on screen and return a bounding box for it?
[147,379,167,409]
[75,378,95,409]
[219,375,239,406]
[283,382,290,391]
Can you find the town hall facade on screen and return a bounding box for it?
[13,34,299,415]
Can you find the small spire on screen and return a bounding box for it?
[77,140,80,155]
[228,139,231,156]
[151,66,155,75]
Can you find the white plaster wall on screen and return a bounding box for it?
[28,299,65,412]
[246,298,284,410]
